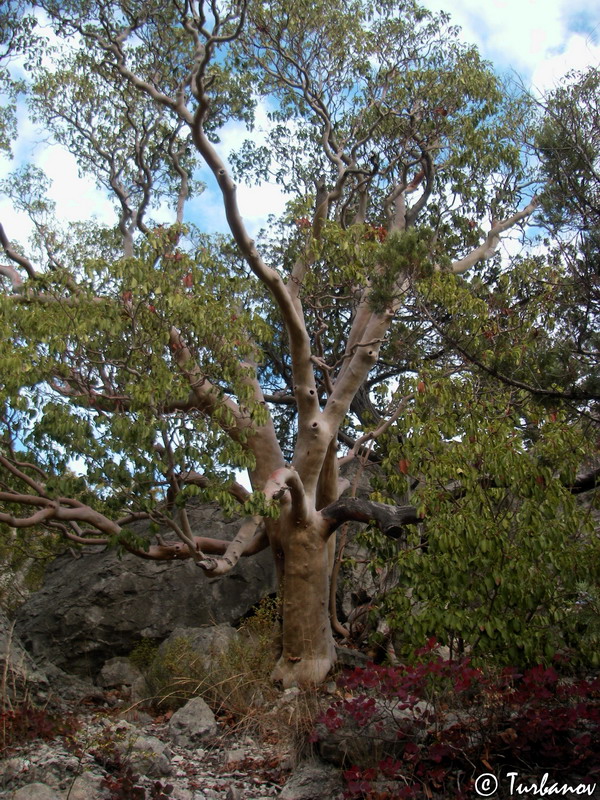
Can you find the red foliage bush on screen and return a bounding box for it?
[313,644,600,799]
[0,704,78,752]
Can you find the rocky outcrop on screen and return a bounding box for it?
[0,610,49,706]
[14,504,276,677]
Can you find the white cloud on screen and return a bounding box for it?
[37,146,115,225]
[0,135,115,252]
[197,101,290,236]
[530,33,600,93]
[2,2,597,250]
[421,0,599,83]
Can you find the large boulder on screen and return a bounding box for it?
[14,504,276,677]
[167,695,218,747]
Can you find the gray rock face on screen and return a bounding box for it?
[168,696,218,747]
[62,772,106,800]
[97,656,145,688]
[157,623,238,668]
[14,504,276,677]
[0,610,49,705]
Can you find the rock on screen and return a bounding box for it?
[10,784,62,800]
[39,661,98,705]
[110,721,172,777]
[278,759,344,800]
[128,732,172,777]
[0,610,49,705]
[157,624,239,670]
[97,656,145,688]
[168,696,218,747]
[11,743,80,790]
[0,758,29,789]
[15,504,277,677]
[63,772,106,800]
[170,790,196,800]
[118,706,154,725]
[223,747,247,766]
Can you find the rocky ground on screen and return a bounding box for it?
[0,687,344,800]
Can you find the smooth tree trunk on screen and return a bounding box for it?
[271,510,337,687]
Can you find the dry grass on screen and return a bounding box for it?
[133,598,327,762]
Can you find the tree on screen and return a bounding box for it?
[0,0,596,686]
[532,66,600,402]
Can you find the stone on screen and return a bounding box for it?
[223,747,247,766]
[157,624,239,671]
[278,759,344,800]
[0,757,29,792]
[10,783,62,800]
[63,772,106,800]
[12,743,81,790]
[110,721,172,777]
[168,696,218,747]
[39,661,99,705]
[128,732,173,777]
[97,656,145,688]
[0,610,49,705]
[170,790,195,800]
[15,503,277,677]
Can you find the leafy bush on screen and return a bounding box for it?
[312,643,600,798]
[369,363,599,669]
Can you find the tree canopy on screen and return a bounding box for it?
[0,0,598,686]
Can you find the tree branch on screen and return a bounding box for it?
[450,198,539,274]
[197,515,263,575]
[320,497,420,538]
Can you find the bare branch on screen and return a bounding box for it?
[0,263,24,290]
[264,466,309,526]
[450,198,539,274]
[0,223,37,280]
[197,515,263,575]
[321,497,420,538]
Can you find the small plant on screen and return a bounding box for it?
[102,764,146,800]
[102,763,174,800]
[129,639,160,672]
[0,703,78,753]
[93,728,174,800]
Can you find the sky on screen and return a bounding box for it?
[420,0,599,91]
[1,0,599,253]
